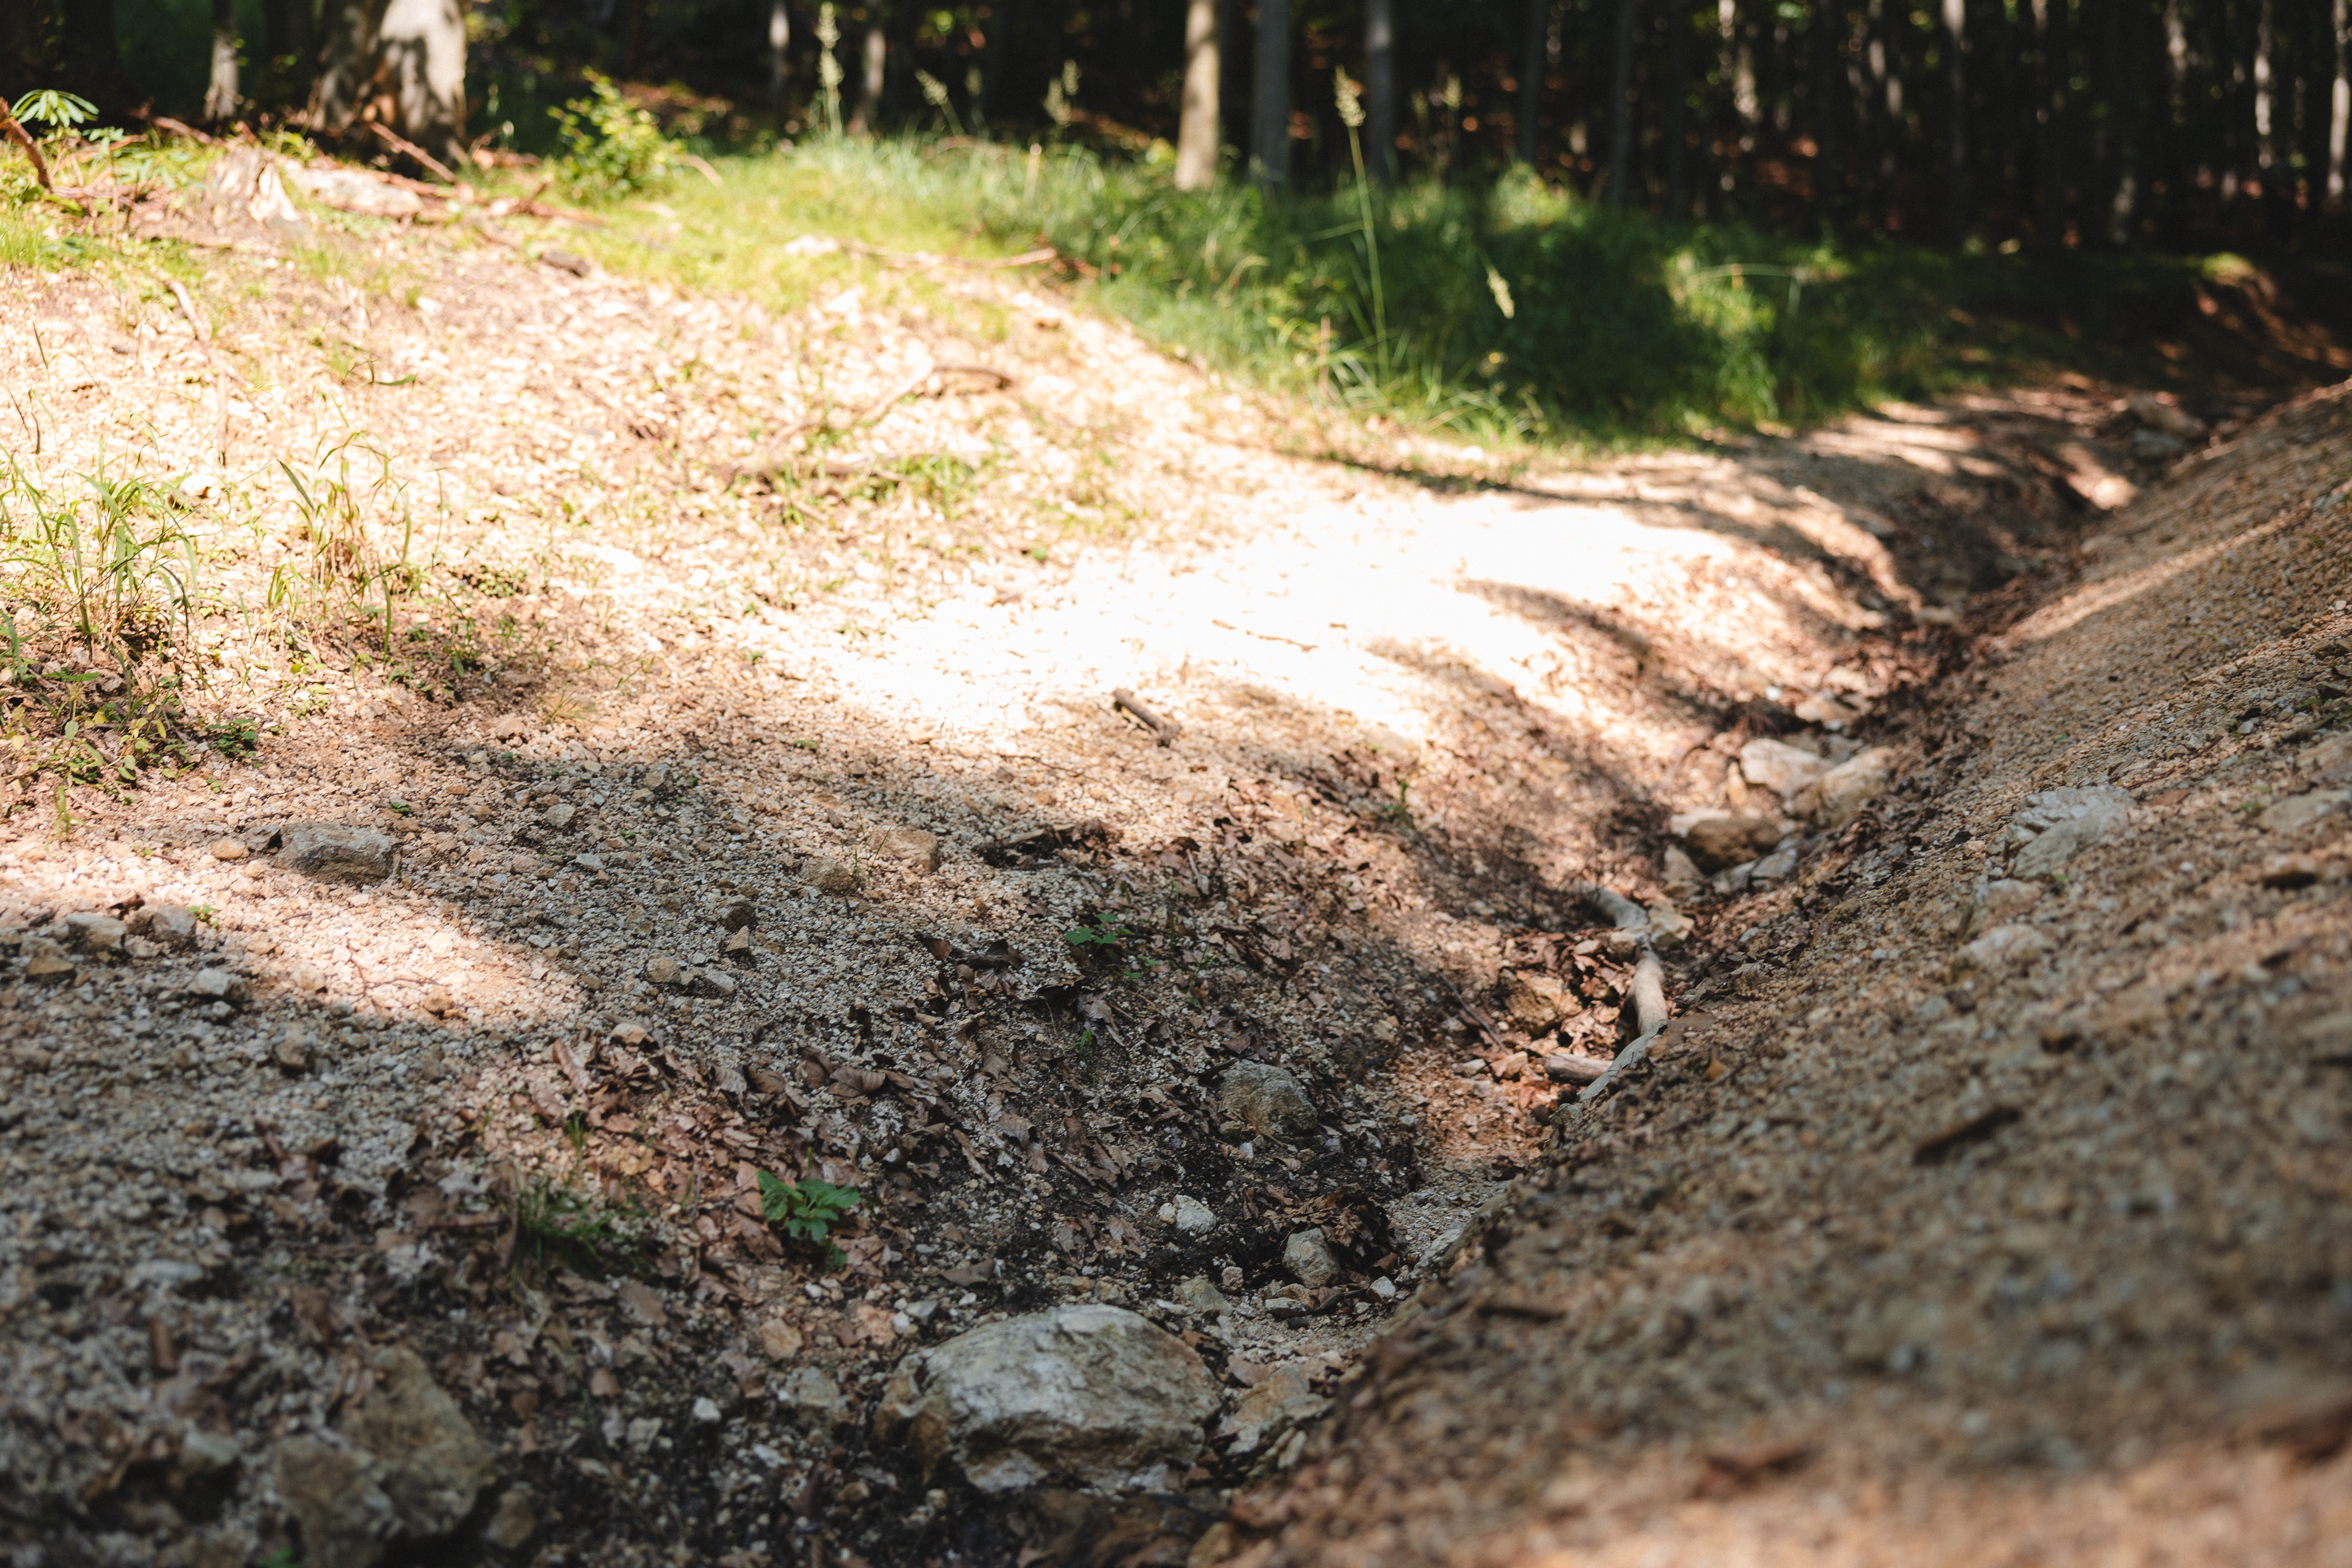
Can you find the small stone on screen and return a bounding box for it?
[187,968,250,1006]
[542,802,577,831]
[2261,789,2351,835]
[1370,1276,1398,1300]
[175,1428,242,1481]
[21,936,75,985]
[1738,737,1831,800]
[872,827,942,873]
[1683,814,1784,872]
[612,1022,651,1046]
[574,853,605,873]
[1750,844,1800,883]
[1646,899,1693,945]
[274,1033,314,1074]
[60,912,127,951]
[756,1318,806,1362]
[806,858,861,895]
[1214,1363,1328,1456]
[873,1305,1217,1494]
[695,967,739,997]
[723,929,755,966]
[146,903,201,949]
[1953,922,2053,976]
[421,988,457,1017]
[691,1396,723,1425]
[482,1489,537,1551]
[278,821,396,884]
[2260,853,2322,889]
[1968,878,2044,936]
[1168,1195,1216,1235]
[1263,1292,1312,1321]
[716,895,758,931]
[1214,1062,1320,1143]
[645,955,686,987]
[2005,786,2133,877]
[2303,731,2352,786]
[1661,845,1705,899]
[1283,1228,1340,1289]
[1543,1053,1612,1085]
[778,1366,849,1428]
[1174,1276,1232,1315]
[1794,746,1895,828]
[1497,969,1576,1030]
[209,838,249,862]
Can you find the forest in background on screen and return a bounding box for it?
[7,0,2349,249]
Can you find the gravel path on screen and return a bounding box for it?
[0,179,2282,1567]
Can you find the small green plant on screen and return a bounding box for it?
[189,903,218,925]
[515,1176,644,1276]
[757,1172,859,1267]
[1063,912,1139,949]
[551,72,683,198]
[814,7,845,138]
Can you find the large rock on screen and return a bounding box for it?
[274,1347,492,1568]
[1738,737,1832,800]
[2003,787,2131,878]
[1682,814,1783,873]
[278,822,397,884]
[874,1306,1218,1494]
[1215,1062,1321,1143]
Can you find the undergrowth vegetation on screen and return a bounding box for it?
[574,135,2276,446]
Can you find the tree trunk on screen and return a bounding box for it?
[887,0,918,119]
[1176,0,1221,188]
[1814,0,1843,215]
[206,0,242,122]
[769,0,791,103]
[2105,0,2142,244]
[263,0,319,109]
[1251,0,1290,189]
[1518,0,1547,164]
[847,21,885,134]
[2255,0,2287,234]
[620,0,646,77]
[1609,0,1636,205]
[315,0,378,130]
[2332,0,2349,213]
[61,0,131,115]
[1943,0,1966,238]
[374,0,468,168]
[2031,0,2063,246]
[1364,0,1395,182]
[1667,0,1687,211]
[977,0,1015,132]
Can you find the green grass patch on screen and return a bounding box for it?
[559,136,2307,449]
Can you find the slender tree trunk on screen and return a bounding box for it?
[1251,0,1290,189]
[1943,0,1966,238]
[263,0,319,110]
[977,0,1015,132]
[207,0,242,122]
[315,0,379,129]
[1609,0,1636,206]
[1176,0,1221,188]
[374,0,468,168]
[847,20,885,133]
[1364,0,1395,182]
[1667,0,1687,212]
[2331,0,2349,213]
[1518,0,1547,164]
[1815,0,1844,215]
[769,0,791,103]
[2255,0,2287,234]
[2032,0,2063,246]
[2106,0,2142,244]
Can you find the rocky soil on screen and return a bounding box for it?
[1,156,2345,1568]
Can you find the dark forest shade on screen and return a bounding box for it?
[6,0,2344,251]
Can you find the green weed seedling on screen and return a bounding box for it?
[757,1172,859,1268]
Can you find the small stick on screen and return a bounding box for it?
[1111,688,1182,746]
[0,108,51,193]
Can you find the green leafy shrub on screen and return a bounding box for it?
[757,1172,859,1266]
[551,73,681,198]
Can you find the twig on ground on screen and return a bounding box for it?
[679,154,724,187]
[1111,688,1183,746]
[146,115,222,146]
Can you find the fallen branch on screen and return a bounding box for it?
[146,115,223,146]
[1574,948,1669,1109]
[365,121,464,186]
[679,153,724,187]
[0,107,52,193]
[1111,688,1183,746]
